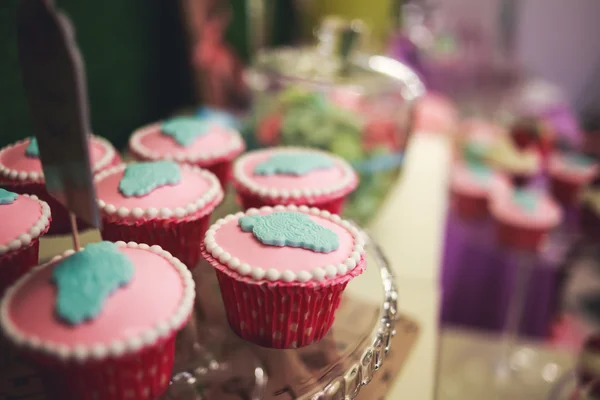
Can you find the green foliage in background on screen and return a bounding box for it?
[0,0,194,150]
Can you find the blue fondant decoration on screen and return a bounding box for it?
[119,161,181,197]
[25,137,40,158]
[196,107,240,129]
[161,116,209,147]
[513,189,538,213]
[565,153,594,168]
[0,188,18,205]
[238,212,339,253]
[52,241,134,325]
[466,162,492,183]
[254,153,334,176]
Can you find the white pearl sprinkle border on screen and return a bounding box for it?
[129,122,245,164]
[0,194,51,255]
[0,136,116,183]
[94,163,223,221]
[0,241,195,363]
[204,205,365,283]
[232,147,358,200]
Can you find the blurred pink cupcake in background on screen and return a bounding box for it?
[459,118,504,163]
[129,116,245,187]
[548,152,598,205]
[201,205,366,348]
[231,147,358,215]
[0,241,194,400]
[0,136,119,235]
[0,189,51,295]
[450,162,507,220]
[95,161,223,269]
[489,184,561,251]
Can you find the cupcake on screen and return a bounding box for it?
[201,205,366,349]
[459,118,503,163]
[548,152,598,205]
[489,184,561,251]
[128,115,245,187]
[0,136,120,235]
[0,189,51,295]
[450,162,507,220]
[487,133,542,186]
[231,147,358,214]
[94,161,223,268]
[0,241,194,400]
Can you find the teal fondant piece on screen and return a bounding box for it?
[238,211,339,253]
[0,188,18,205]
[196,107,239,129]
[254,153,334,176]
[161,116,209,147]
[513,189,538,213]
[466,162,492,182]
[52,241,134,325]
[25,137,40,158]
[565,153,594,167]
[119,161,181,197]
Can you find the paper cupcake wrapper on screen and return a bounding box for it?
[203,248,366,349]
[451,191,489,220]
[235,191,347,215]
[494,219,547,251]
[25,336,176,400]
[101,214,211,269]
[0,240,41,297]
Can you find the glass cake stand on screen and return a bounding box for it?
[161,228,398,400]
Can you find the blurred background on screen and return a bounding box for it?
[3,0,600,398]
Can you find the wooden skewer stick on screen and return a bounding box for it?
[69,213,80,251]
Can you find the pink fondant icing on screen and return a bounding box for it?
[0,137,109,175]
[0,195,43,247]
[7,247,183,346]
[138,124,237,156]
[214,211,355,273]
[462,119,502,145]
[451,162,506,197]
[96,167,212,210]
[490,186,561,229]
[240,150,349,191]
[548,152,598,183]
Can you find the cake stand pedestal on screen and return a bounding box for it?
[162,231,410,400]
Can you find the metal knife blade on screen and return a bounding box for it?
[16,0,101,228]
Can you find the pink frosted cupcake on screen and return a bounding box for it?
[0,136,120,235]
[231,147,358,214]
[201,205,366,349]
[548,152,598,205]
[128,116,245,187]
[94,161,223,269]
[0,189,51,295]
[0,241,194,400]
[489,184,561,251]
[450,162,507,220]
[459,118,503,163]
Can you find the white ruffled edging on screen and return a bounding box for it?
[232,147,358,200]
[129,122,245,163]
[204,205,366,283]
[0,194,51,255]
[0,136,116,183]
[95,163,223,221]
[0,242,195,362]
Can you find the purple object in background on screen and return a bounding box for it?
[441,208,558,338]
